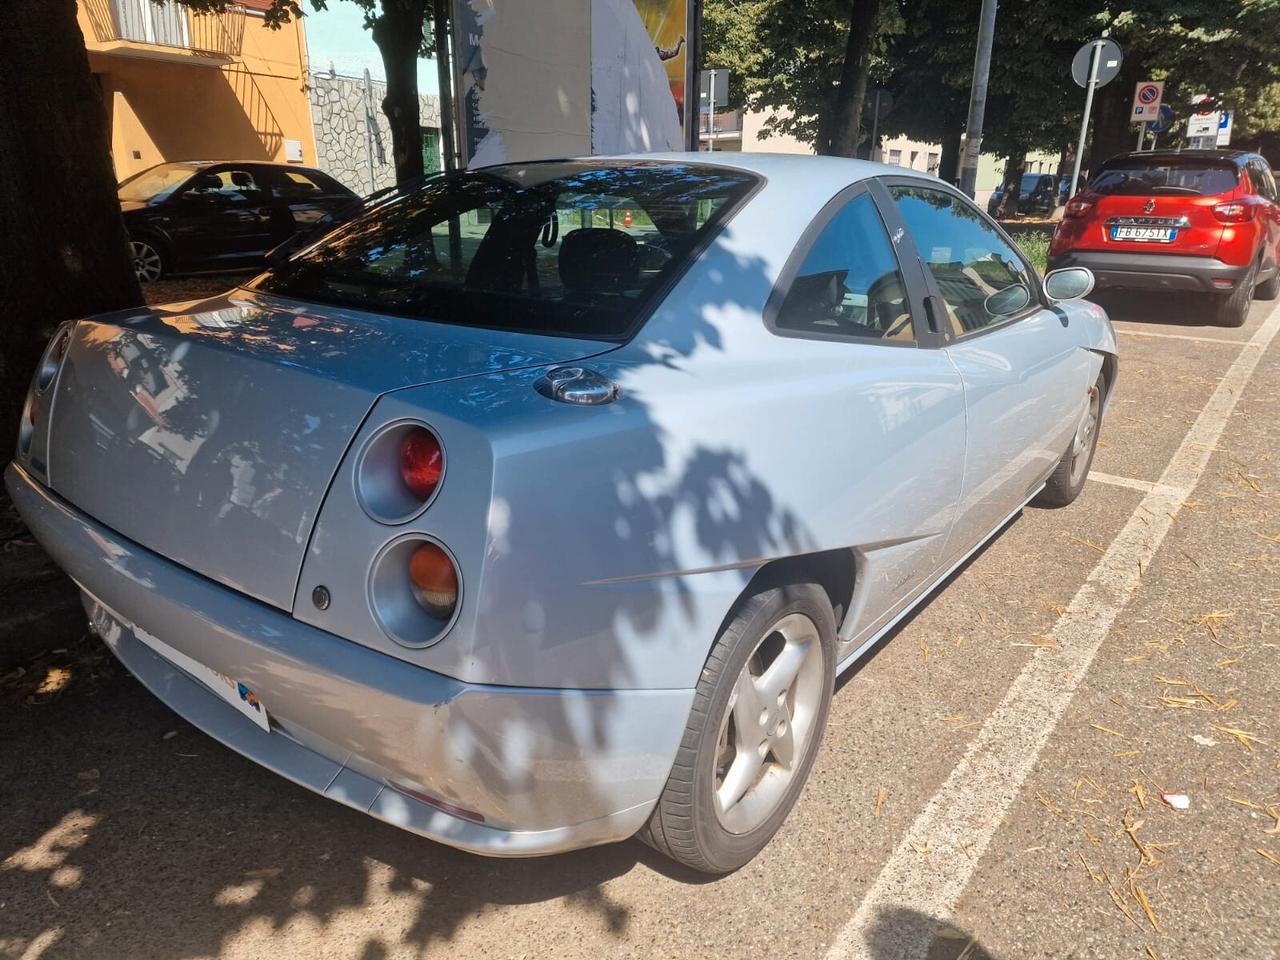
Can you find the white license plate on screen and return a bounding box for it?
[132,624,271,732]
[1111,226,1175,242]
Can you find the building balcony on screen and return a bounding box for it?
[83,0,246,64]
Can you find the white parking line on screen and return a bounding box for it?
[1086,470,1187,497]
[1115,328,1248,347]
[824,301,1280,960]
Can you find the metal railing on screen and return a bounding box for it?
[84,0,245,58]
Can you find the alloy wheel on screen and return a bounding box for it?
[711,612,825,835]
[130,240,163,283]
[1069,385,1101,484]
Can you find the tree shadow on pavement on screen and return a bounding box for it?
[863,907,1000,960]
[1,656,650,959]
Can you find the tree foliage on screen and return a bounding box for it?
[705,0,1280,167]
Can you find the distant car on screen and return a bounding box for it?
[12,154,1115,874]
[987,172,1066,218]
[1048,149,1280,326]
[118,161,359,282]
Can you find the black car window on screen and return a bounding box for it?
[774,193,913,343]
[1248,159,1277,202]
[183,169,268,205]
[268,168,349,199]
[1089,158,1239,197]
[890,184,1035,337]
[252,161,758,340]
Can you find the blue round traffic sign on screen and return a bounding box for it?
[1145,104,1175,134]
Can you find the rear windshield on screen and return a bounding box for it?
[252,161,759,340]
[1089,158,1239,197]
[118,162,201,203]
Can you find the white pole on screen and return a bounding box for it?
[1069,40,1103,198]
[707,71,716,151]
[1135,124,1144,151]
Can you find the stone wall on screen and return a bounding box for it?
[310,71,441,194]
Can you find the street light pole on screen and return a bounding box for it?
[958,0,998,196]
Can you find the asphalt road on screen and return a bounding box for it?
[3,290,1278,960]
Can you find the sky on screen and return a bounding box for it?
[303,1,440,94]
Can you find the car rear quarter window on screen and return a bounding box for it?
[773,193,914,343]
[253,161,758,340]
[1089,158,1239,197]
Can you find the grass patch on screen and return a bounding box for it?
[1014,231,1051,274]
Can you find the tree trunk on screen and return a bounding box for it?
[939,124,963,185]
[0,0,141,456]
[820,0,882,157]
[995,151,1027,219]
[372,0,429,185]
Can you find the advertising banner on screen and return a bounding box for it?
[452,0,690,167]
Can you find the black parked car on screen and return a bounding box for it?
[118,161,359,282]
[986,172,1069,218]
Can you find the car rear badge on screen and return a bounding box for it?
[1144,199,1156,214]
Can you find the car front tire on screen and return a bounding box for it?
[639,581,836,874]
[1035,370,1106,508]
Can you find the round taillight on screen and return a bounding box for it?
[368,536,461,648]
[399,427,443,502]
[409,542,458,619]
[355,421,446,524]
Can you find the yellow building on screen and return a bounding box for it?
[78,0,317,180]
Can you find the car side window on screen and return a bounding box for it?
[1249,159,1277,202]
[184,169,267,205]
[774,193,914,343]
[888,184,1035,337]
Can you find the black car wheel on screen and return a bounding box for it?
[1213,259,1257,328]
[129,238,166,283]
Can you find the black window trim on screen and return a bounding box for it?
[762,179,934,349]
[875,174,1049,345]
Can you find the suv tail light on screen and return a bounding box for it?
[1064,197,1093,218]
[1212,202,1254,224]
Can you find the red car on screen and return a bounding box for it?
[1048,149,1280,326]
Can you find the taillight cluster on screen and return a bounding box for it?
[1064,197,1093,218]
[354,421,459,647]
[18,324,73,457]
[1212,201,1254,224]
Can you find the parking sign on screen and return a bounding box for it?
[1129,81,1164,123]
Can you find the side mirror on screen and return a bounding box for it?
[1043,266,1095,302]
[984,282,1031,317]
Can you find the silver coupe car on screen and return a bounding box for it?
[8,153,1115,874]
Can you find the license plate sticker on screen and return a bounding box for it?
[1111,226,1176,242]
[132,624,271,732]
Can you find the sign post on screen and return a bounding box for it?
[699,68,729,151]
[1069,39,1123,198]
[1130,80,1164,149]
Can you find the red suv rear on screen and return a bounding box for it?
[1048,150,1280,326]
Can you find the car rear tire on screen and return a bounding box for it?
[1213,260,1257,327]
[638,581,835,874]
[1035,370,1106,508]
[1255,265,1279,302]
[129,238,166,283]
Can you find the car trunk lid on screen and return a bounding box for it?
[46,290,608,609]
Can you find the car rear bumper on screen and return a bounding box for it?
[1048,251,1249,294]
[6,462,692,858]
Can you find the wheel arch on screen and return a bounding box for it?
[719,547,856,641]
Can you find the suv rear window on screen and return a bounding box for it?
[253,161,758,340]
[1089,157,1239,197]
